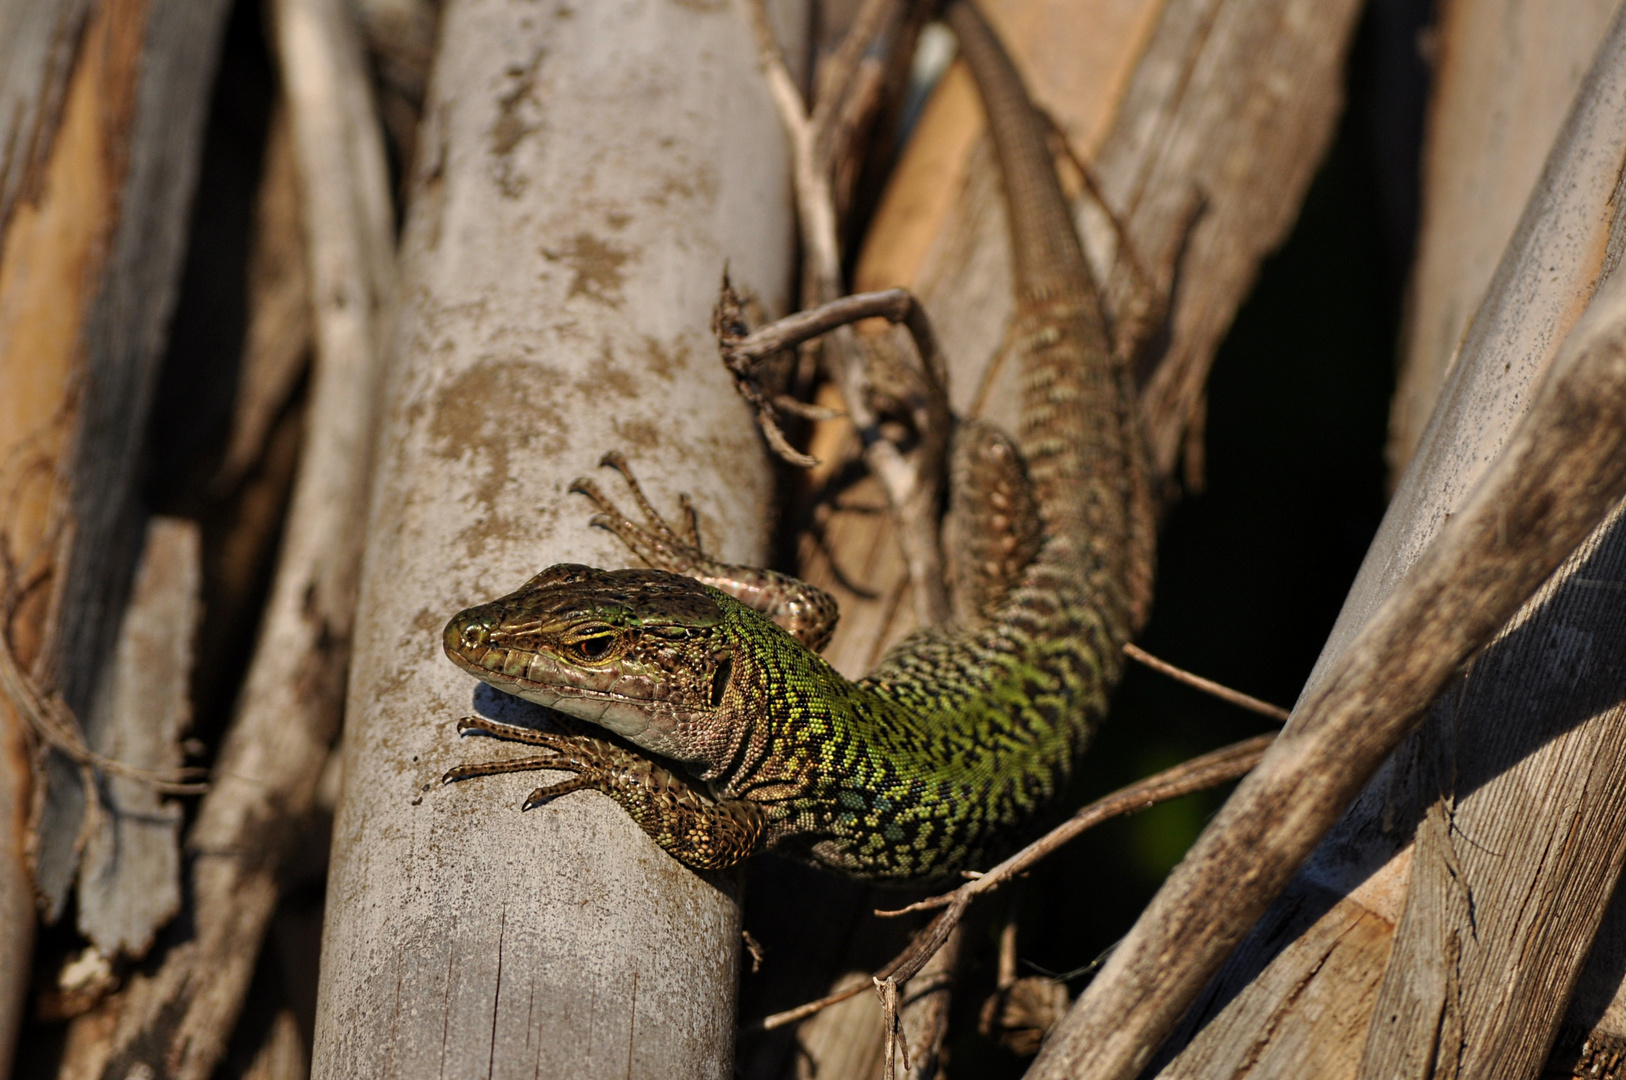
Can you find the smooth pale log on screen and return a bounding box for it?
[310,0,801,1076]
[1388,0,1622,481]
[60,0,395,1076]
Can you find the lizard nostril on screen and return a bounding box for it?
[461,623,487,650]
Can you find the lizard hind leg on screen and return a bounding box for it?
[944,419,1044,625]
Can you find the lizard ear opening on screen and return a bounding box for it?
[710,657,733,708]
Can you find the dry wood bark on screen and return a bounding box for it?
[1144,8,1626,1076]
[74,517,200,959]
[1031,9,1626,1075]
[1388,0,1623,482]
[25,0,233,922]
[309,1,803,1076]
[1030,206,1626,1080]
[0,0,231,1074]
[52,0,395,1075]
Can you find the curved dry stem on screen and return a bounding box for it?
[1124,643,1290,721]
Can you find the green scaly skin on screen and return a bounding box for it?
[440,0,1150,883]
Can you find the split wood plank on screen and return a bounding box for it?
[1028,8,1626,1074]
[57,0,395,1075]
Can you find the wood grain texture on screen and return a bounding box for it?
[1152,880,1396,1080]
[0,0,93,237]
[27,0,234,922]
[1027,159,1626,1080]
[1354,506,1626,1080]
[0,0,228,1072]
[0,5,103,1068]
[59,0,393,1075]
[309,1,802,1076]
[1388,0,1622,481]
[1138,10,1626,1078]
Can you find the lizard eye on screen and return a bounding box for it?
[576,635,613,659]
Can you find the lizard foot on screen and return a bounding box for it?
[569,452,842,651]
[569,451,711,576]
[443,714,765,870]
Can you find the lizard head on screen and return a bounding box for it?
[444,564,743,769]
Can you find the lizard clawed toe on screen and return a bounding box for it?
[569,452,710,573]
[523,775,597,810]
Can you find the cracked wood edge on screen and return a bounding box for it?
[1387,0,1623,483]
[1024,127,1626,1080]
[308,1,804,1077]
[1138,9,1626,1079]
[61,0,395,1076]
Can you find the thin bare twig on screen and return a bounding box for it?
[740,0,951,626]
[875,974,908,1080]
[1124,643,1290,721]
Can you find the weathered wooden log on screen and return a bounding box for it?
[52,0,395,1075]
[308,1,803,1076]
[0,0,232,1074]
[1032,8,1626,1075]
[1387,0,1622,481]
[1145,6,1626,1075]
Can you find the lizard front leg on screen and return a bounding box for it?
[443,716,765,870]
[570,452,840,650]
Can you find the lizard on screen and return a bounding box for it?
[440,0,1153,883]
